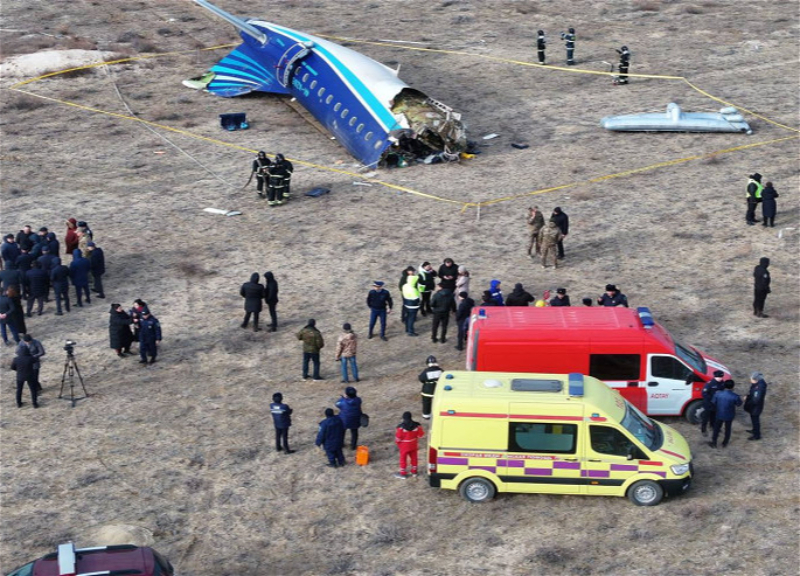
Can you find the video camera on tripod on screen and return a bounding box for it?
[64,340,76,355]
[59,339,88,407]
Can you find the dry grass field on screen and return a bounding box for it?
[1,0,798,574]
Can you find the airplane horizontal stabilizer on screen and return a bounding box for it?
[206,44,290,97]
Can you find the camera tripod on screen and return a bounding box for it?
[59,350,89,407]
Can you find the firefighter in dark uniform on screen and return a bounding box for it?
[561,28,576,65]
[615,46,630,84]
[419,355,443,420]
[700,370,725,437]
[275,153,294,200]
[252,151,272,199]
[267,161,287,206]
[536,30,546,64]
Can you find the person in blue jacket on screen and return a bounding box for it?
[336,386,363,450]
[68,248,91,307]
[709,379,742,449]
[138,309,162,365]
[316,407,345,468]
[489,279,504,306]
[270,392,295,453]
[744,372,768,441]
[700,370,725,437]
[50,257,70,315]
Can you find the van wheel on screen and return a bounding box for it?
[685,400,704,424]
[459,477,496,503]
[628,480,664,506]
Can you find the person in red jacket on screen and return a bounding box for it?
[65,218,79,256]
[394,411,425,479]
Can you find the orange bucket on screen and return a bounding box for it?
[355,445,370,466]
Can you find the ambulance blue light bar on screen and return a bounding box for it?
[637,307,655,329]
[568,373,584,396]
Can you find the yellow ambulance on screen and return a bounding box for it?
[427,371,693,506]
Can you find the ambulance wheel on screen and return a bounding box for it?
[628,480,663,506]
[685,400,704,425]
[459,477,496,503]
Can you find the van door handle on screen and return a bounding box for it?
[647,381,659,387]
[562,457,578,461]
[627,381,638,387]
[588,459,602,462]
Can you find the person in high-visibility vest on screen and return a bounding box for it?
[745,173,764,225]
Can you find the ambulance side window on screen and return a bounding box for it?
[589,354,640,380]
[651,356,692,380]
[508,422,577,454]
[590,425,647,459]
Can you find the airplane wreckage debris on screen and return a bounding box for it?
[601,103,752,134]
[184,0,468,168]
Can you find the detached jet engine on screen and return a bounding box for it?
[184,0,467,167]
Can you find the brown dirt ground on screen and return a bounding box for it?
[1,1,799,575]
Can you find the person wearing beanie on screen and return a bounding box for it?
[753,257,771,318]
[745,172,763,225]
[297,319,324,380]
[270,392,295,453]
[597,284,628,307]
[240,273,265,331]
[506,283,535,307]
[316,407,345,467]
[419,356,443,419]
[549,287,571,307]
[700,370,726,437]
[86,241,105,299]
[335,323,359,382]
[744,373,768,441]
[760,181,779,228]
[335,386,363,450]
[455,291,475,351]
[394,411,425,479]
[108,303,134,358]
[709,380,742,448]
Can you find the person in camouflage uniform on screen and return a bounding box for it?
[297,318,325,380]
[538,219,565,269]
[526,206,545,256]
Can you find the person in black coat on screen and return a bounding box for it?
[25,262,49,317]
[760,182,779,228]
[506,283,535,307]
[50,257,71,315]
[753,257,771,318]
[264,271,279,332]
[455,291,475,351]
[549,287,571,307]
[240,272,265,331]
[315,408,346,467]
[69,249,91,307]
[536,30,546,64]
[744,372,767,441]
[0,265,23,293]
[15,249,33,298]
[109,303,134,357]
[11,345,38,408]
[1,234,20,270]
[551,207,569,259]
[437,258,459,291]
[87,242,106,298]
[6,287,26,337]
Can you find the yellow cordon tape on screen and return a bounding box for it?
[7,40,799,211]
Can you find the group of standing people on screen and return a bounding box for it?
[701,371,768,448]
[535,28,576,66]
[526,206,569,268]
[108,299,162,364]
[239,271,280,332]
[252,151,294,206]
[745,173,780,227]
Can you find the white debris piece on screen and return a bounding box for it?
[482,133,500,140]
[204,208,242,216]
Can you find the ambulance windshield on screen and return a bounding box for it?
[620,402,661,451]
[674,341,705,373]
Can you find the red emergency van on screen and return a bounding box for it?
[466,306,729,422]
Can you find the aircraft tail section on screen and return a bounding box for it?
[204,44,290,97]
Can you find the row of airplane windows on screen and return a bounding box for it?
[300,71,385,151]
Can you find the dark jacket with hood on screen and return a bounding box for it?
[11,346,35,383]
[50,258,70,289]
[551,209,569,235]
[336,390,363,430]
[505,283,534,306]
[26,266,49,297]
[753,258,771,293]
[489,280,504,306]
[69,249,90,287]
[264,271,279,305]
[89,246,105,275]
[47,232,60,258]
[240,273,265,312]
[760,184,778,218]
[712,388,742,421]
[109,306,134,350]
